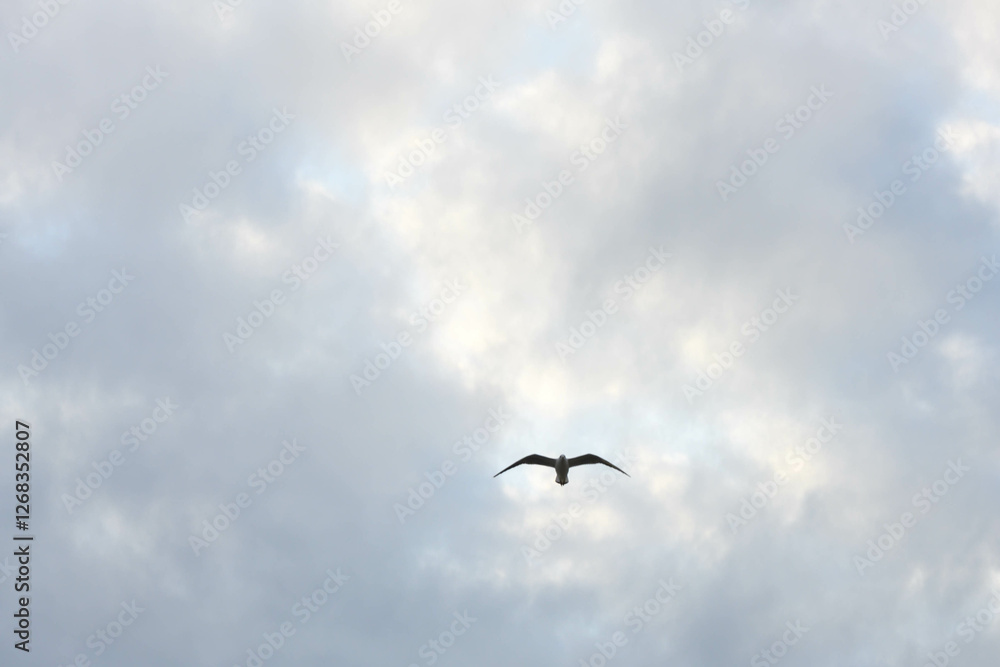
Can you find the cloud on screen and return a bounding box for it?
[2,0,999,664]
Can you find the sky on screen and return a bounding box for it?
[1,0,1000,665]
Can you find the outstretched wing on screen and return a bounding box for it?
[567,454,630,477]
[493,455,558,478]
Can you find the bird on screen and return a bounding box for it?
[493,454,629,486]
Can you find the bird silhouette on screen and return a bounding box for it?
[493,454,629,486]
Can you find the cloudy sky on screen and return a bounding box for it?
[2,0,1000,664]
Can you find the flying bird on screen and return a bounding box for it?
[493,454,629,486]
